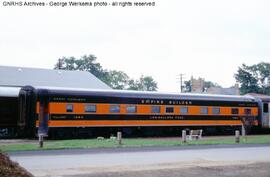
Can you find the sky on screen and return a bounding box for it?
[0,0,270,92]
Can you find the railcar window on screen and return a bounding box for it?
[126,105,136,113]
[110,105,120,113]
[244,108,251,115]
[151,106,161,113]
[85,105,96,112]
[200,107,208,114]
[66,104,73,112]
[180,107,188,114]
[212,107,220,114]
[231,108,239,114]
[165,106,174,113]
[263,103,269,113]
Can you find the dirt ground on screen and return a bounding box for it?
[0,153,33,177]
[69,162,270,177]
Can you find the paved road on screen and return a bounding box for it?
[9,145,270,177]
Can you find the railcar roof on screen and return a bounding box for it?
[0,86,21,97]
[33,86,256,102]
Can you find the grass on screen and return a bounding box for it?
[1,135,270,152]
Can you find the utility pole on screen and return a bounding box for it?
[177,74,185,93]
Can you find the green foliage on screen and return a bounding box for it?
[128,75,158,91]
[183,80,191,92]
[234,62,270,95]
[106,70,129,89]
[54,55,107,82]
[204,81,221,91]
[54,55,158,91]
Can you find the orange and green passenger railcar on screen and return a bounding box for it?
[32,88,259,130]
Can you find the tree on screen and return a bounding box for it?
[183,80,191,92]
[234,62,270,95]
[140,76,158,91]
[106,70,129,89]
[55,58,65,69]
[54,55,118,87]
[203,81,221,92]
[127,75,158,91]
[127,79,138,90]
[54,55,158,91]
[54,55,106,81]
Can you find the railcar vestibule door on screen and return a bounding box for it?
[262,102,270,128]
[38,98,49,136]
[18,87,37,137]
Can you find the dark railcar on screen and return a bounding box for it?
[0,87,20,138]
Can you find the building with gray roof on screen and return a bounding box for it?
[0,65,111,90]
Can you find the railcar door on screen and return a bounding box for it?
[18,86,36,137]
[36,89,50,137]
[38,96,49,136]
[262,102,270,128]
